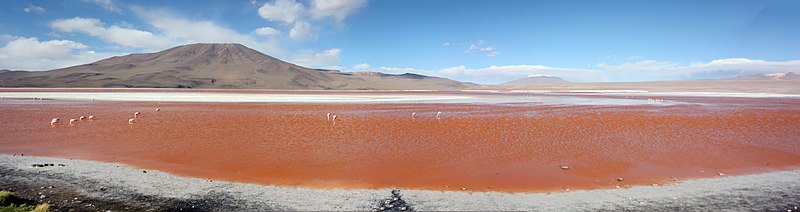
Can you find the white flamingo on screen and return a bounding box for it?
[88,115,95,120]
[156,108,161,112]
[436,111,442,119]
[327,112,331,121]
[134,112,141,117]
[69,119,78,125]
[411,112,416,119]
[331,115,338,125]
[79,116,87,121]
[128,118,135,124]
[50,118,60,125]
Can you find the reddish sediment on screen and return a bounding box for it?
[1,97,799,192]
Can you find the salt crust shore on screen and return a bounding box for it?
[1,154,799,211]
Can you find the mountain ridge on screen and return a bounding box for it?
[729,72,800,81]
[0,43,472,90]
[501,74,571,85]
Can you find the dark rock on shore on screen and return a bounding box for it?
[374,189,414,211]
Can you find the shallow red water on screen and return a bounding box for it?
[1,94,799,192]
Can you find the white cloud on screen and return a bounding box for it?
[309,0,366,22]
[375,66,425,74]
[255,27,280,36]
[0,35,17,43]
[258,0,305,24]
[23,4,46,14]
[83,0,122,13]
[597,58,800,80]
[442,42,450,47]
[0,36,114,71]
[290,48,340,68]
[50,17,174,51]
[257,0,365,40]
[353,63,371,69]
[288,21,315,40]
[465,40,500,57]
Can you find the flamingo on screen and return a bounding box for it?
[331,115,338,125]
[134,112,141,117]
[50,118,60,125]
[79,116,87,121]
[128,118,135,124]
[326,112,331,121]
[156,108,161,112]
[411,112,416,119]
[69,119,78,125]
[88,115,95,120]
[436,111,442,119]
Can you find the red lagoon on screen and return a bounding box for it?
[1,98,799,192]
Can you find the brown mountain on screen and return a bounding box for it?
[501,74,570,86]
[0,43,471,90]
[730,72,800,81]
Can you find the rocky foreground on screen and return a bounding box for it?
[1,154,799,211]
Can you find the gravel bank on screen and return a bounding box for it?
[1,154,799,211]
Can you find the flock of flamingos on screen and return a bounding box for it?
[40,94,666,127]
[48,107,447,127]
[49,108,158,126]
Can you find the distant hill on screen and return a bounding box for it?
[501,74,570,85]
[730,72,800,81]
[0,43,472,90]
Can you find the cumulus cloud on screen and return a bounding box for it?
[598,58,800,81]
[309,0,366,22]
[50,17,174,51]
[257,0,365,40]
[465,40,500,57]
[258,0,305,24]
[289,21,315,40]
[290,48,340,68]
[83,0,122,13]
[23,4,46,14]
[353,63,371,69]
[254,27,280,36]
[0,36,114,71]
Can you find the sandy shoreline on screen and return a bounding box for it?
[2,154,799,211]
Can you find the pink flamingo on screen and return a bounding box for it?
[327,112,331,121]
[69,119,78,125]
[411,112,416,119]
[436,111,442,119]
[79,116,87,121]
[128,118,135,124]
[88,115,95,120]
[134,112,141,117]
[50,118,60,125]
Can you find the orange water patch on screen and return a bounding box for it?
[1,99,799,192]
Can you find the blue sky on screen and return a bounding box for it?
[1,0,799,83]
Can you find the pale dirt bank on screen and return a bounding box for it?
[1,154,799,211]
